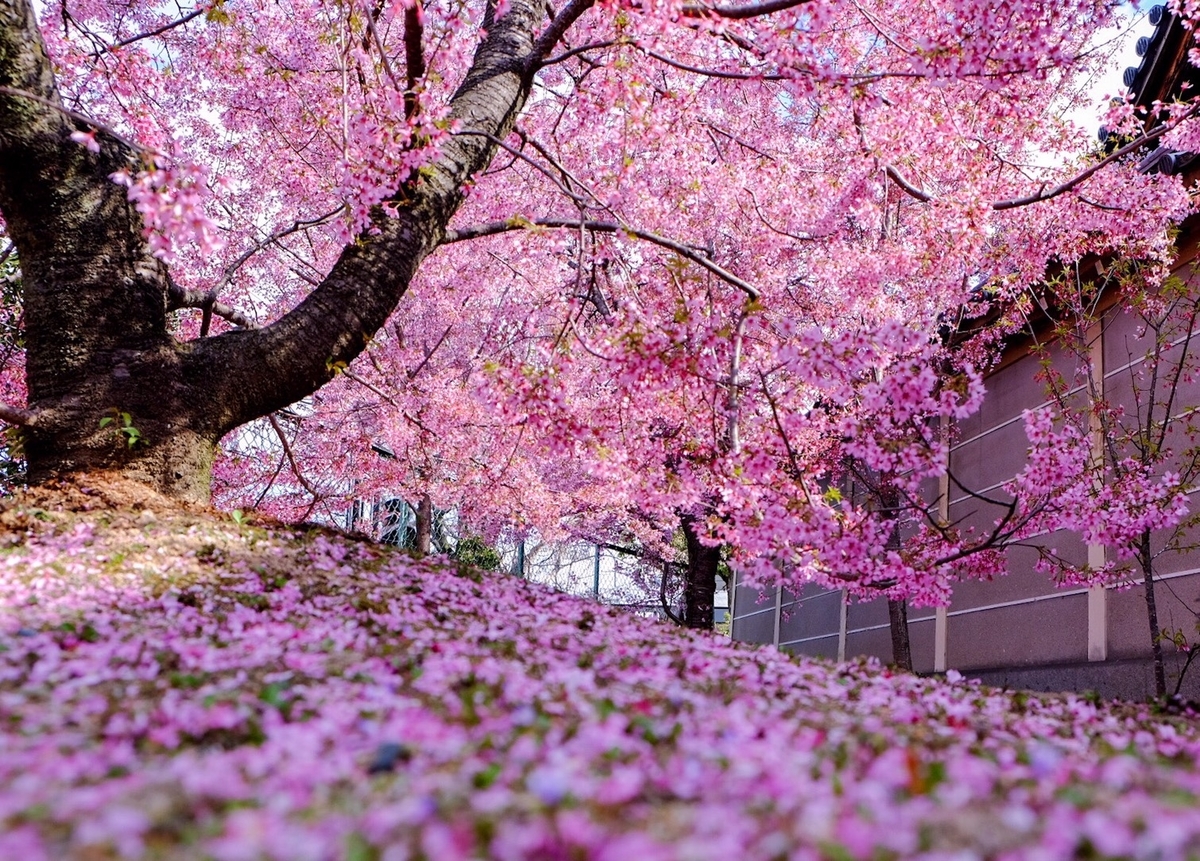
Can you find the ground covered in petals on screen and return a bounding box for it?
[3,488,1200,860]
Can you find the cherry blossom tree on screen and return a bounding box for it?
[1009,260,1199,698]
[0,0,1196,606]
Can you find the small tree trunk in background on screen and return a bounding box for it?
[880,484,913,672]
[1141,530,1167,699]
[682,513,719,630]
[415,494,433,556]
[888,598,913,672]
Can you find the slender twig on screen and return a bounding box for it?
[539,39,620,67]
[659,561,685,624]
[681,0,812,19]
[267,413,323,506]
[408,325,453,380]
[881,104,1200,211]
[341,369,398,405]
[454,129,592,207]
[641,46,788,81]
[361,0,401,90]
[101,7,207,54]
[217,206,344,294]
[703,122,775,160]
[0,85,152,157]
[992,107,1200,210]
[523,134,613,212]
[442,217,761,299]
[745,189,826,242]
[251,452,289,510]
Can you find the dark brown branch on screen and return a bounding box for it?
[991,107,1200,210]
[642,46,787,81]
[362,0,401,91]
[539,39,619,67]
[193,0,580,435]
[267,412,322,502]
[659,560,685,625]
[453,129,591,206]
[442,217,761,299]
[217,206,344,294]
[342,368,398,406]
[883,104,1200,211]
[0,84,149,156]
[408,324,453,379]
[529,0,595,68]
[0,402,37,426]
[104,7,206,53]
[404,1,427,118]
[704,121,775,160]
[681,0,812,19]
[523,134,602,199]
[167,282,258,329]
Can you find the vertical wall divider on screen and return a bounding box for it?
[772,586,783,647]
[1086,319,1108,662]
[727,568,737,636]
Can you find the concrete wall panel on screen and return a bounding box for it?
[947,592,1088,669]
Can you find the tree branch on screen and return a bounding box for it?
[267,412,323,505]
[529,0,595,67]
[194,0,588,435]
[0,402,37,426]
[539,39,619,67]
[167,281,258,330]
[882,104,1200,210]
[680,0,812,19]
[102,7,207,54]
[453,129,592,207]
[215,206,344,295]
[641,46,787,81]
[442,217,761,299]
[404,0,427,118]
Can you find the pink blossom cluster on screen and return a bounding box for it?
[111,160,225,263]
[4,514,1200,859]
[1011,409,1189,576]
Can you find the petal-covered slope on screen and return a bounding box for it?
[1,494,1199,860]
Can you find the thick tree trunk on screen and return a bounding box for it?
[1141,530,1167,699]
[0,0,587,501]
[682,513,719,630]
[415,494,433,556]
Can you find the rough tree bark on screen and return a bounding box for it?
[415,494,433,556]
[1140,530,1168,699]
[682,512,719,630]
[888,598,913,672]
[0,0,590,502]
[879,483,913,671]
